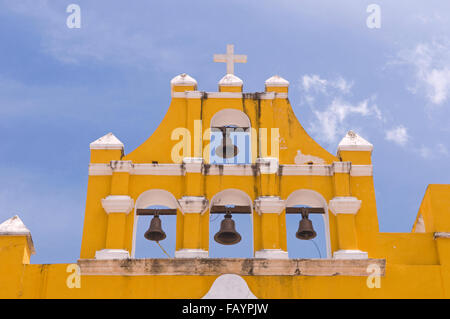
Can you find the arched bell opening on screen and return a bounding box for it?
[208,189,253,258]
[210,109,252,165]
[132,189,180,258]
[285,189,331,259]
[134,205,177,259]
[285,205,326,258]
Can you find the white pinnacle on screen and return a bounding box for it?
[90,132,124,150]
[170,73,197,87]
[337,130,373,152]
[0,215,35,254]
[218,74,243,87]
[265,75,289,87]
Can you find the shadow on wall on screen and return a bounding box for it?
[135,205,176,258]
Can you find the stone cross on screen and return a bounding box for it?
[213,44,247,75]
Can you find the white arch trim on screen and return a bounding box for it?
[210,108,251,128]
[286,189,332,259]
[209,188,254,212]
[131,189,181,258]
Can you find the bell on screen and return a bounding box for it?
[215,129,239,158]
[296,215,317,240]
[144,215,166,242]
[214,214,242,245]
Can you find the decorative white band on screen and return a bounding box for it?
[256,157,279,174]
[254,196,285,215]
[110,160,134,173]
[178,196,209,214]
[95,249,130,260]
[350,165,373,176]
[183,157,204,173]
[174,249,209,258]
[332,162,351,174]
[333,249,368,260]
[89,163,373,177]
[279,164,332,176]
[101,195,134,214]
[329,197,362,215]
[254,249,289,259]
[171,91,288,100]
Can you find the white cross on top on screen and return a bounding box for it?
[213,44,247,75]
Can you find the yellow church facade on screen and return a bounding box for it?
[1,46,450,299]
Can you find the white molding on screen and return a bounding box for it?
[95,249,130,260]
[88,163,113,175]
[260,92,288,99]
[206,164,255,176]
[110,160,133,173]
[132,164,184,175]
[202,274,257,299]
[254,249,289,259]
[171,91,288,99]
[206,92,243,99]
[256,157,279,174]
[90,132,124,150]
[280,164,332,176]
[329,197,362,215]
[337,131,373,152]
[434,232,450,239]
[183,157,203,173]
[101,195,134,214]
[178,196,209,215]
[174,249,209,258]
[333,249,368,260]
[88,162,373,177]
[254,196,285,215]
[350,165,373,176]
[332,162,351,174]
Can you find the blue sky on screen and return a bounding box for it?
[0,0,449,263]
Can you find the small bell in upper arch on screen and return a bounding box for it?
[215,127,239,159]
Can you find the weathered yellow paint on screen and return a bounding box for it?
[1,75,449,299]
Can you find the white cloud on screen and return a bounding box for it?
[300,74,381,144]
[309,97,381,144]
[302,75,328,93]
[301,74,353,94]
[396,40,450,106]
[418,145,433,159]
[437,143,449,156]
[385,126,409,146]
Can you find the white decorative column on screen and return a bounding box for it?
[175,196,209,258]
[329,196,368,259]
[254,196,288,259]
[95,195,134,260]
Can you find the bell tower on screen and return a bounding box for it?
[2,44,450,299]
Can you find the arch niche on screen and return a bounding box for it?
[285,189,331,258]
[132,189,180,258]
